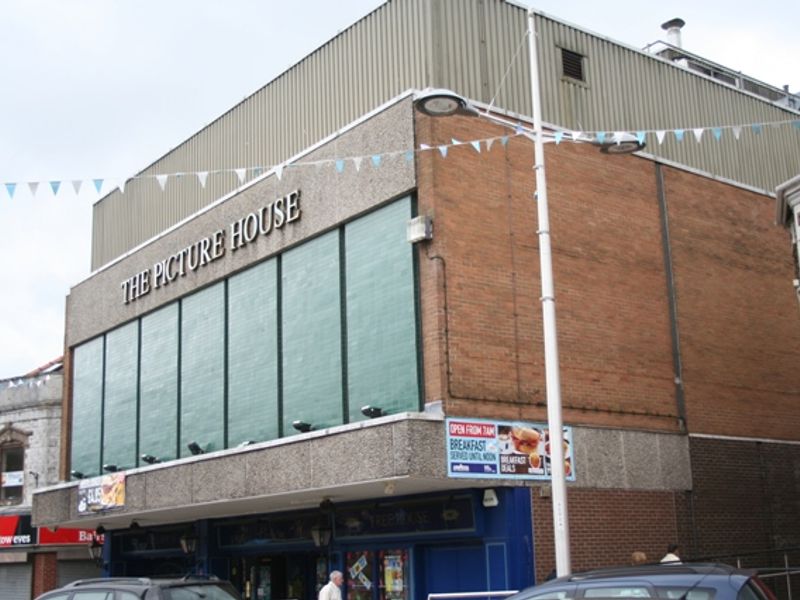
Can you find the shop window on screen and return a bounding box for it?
[0,444,24,504]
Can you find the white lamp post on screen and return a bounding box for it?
[417,7,643,579]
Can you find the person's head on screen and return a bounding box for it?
[631,551,647,565]
[330,571,344,586]
[667,544,679,555]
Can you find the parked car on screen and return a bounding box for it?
[508,563,776,600]
[34,575,242,600]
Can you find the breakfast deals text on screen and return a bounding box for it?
[445,418,575,481]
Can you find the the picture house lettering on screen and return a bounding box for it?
[120,189,301,304]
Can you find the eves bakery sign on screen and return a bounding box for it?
[120,190,301,304]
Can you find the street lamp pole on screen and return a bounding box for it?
[527,7,571,577]
[415,6,645,576]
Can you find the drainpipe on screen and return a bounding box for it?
[655,163,687,431]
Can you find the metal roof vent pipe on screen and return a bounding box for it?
[661,18,686,48]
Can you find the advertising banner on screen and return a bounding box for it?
[446,417,575,481]
[78,472,126,514]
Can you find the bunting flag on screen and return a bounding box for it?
[3,116,800,202]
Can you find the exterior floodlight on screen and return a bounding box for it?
[596,133,645,154]
[102,464,119,473]
[140,454,160,464]
[361,405,384,418]
[187,441,205,456]
[292,420,313,433]
[70,470,85,479]
[415,89,473,117]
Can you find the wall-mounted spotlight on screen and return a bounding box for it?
[360,405,384,419]
[187,441,205,456]
[140,454,161,464]
[70,470,85,479]
[237,440,255,447]
[292,420,313,433]
[102,464,119,473]
[482,488,499,508]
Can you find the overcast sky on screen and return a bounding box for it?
[1,0,797,379]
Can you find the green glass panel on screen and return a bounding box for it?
[345,197,419,420]
[282,231,342,432]
[228,259,279,445]
[103,322,138,469]
[140,304,179,461]
[181,282,225,455]
[71,337,104,477]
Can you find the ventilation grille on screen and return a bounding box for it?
[561,48,584,81]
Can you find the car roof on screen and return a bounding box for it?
[523,563,756,594]
[63,575,225,589]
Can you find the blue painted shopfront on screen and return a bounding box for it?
[107,487,535,600]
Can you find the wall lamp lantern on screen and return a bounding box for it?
[310,524,332,548]
[95,525,106,536]
[187,441,205,456]
[179,532,198,555]
[102,464,119,473]
[70,470,85,479]
[360,405,384,419]
[88,538,104,565]
[292,420,313,433]
[140,454,161,464]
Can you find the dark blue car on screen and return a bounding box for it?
[507,564,776,600]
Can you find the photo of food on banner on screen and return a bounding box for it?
[497,424,571,477]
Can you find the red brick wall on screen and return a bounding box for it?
[414,109,800,570]
[416,112,800,439]
[416,112,681,432]
[32,552,58,598]
[532,488,687,581]
[662,165,800,440]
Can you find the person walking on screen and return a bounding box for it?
[319,570,344,600]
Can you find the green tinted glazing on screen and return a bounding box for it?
[181,283,225,455]
[228,259,279,445]
[346,197,419,420]
[102,322,139,469]
[139,304,179,461]
[282,231,342,431]
[71,337,104,476]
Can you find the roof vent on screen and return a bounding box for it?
[661,18,685,48]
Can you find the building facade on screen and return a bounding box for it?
[0,363,101,599]
[32,1,800,599]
